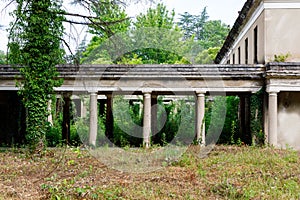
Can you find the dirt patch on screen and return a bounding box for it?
[0,145,299,199]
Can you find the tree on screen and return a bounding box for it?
[125,3,190,64]
[199,20,230,50]
[0,50,6,64]
[80,0,131,64]
[82,3,192,64]
[8,0,65,152]
[178,7,209,41]
[195,47,220,64]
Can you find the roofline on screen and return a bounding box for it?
[215,0,256,64]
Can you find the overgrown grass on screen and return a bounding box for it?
[0,145,299,199]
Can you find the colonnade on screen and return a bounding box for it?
[86,91,206,147]
[59,91,279,148]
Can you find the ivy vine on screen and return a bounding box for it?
[8,0,64,152]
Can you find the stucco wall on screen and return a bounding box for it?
[278,92,300,150]
[265,9,300,62]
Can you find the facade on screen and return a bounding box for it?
[216,0,300,65]
[216,0,300,149]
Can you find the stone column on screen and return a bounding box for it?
[81,98,87,118]
[143,92,151,148]
[263,93,269,145]
[195,92,205,146]
[62,93,71,144]
[47,99,53,126]
[89,92,98,146]
[105,93,113,142]
[268,92,278,146]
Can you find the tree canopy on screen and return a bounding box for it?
[178,7,209,41]
[81,3,193,64]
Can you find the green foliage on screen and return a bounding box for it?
[198,20,230,50]
[8,0,65,152]
[117,54,143,64]
[195,47,220,64]
[80,0,130,64]
[178,7,209,40]
[126,3,190,64]
[154,100,180,145]
[0,50,7,64]
[273,53,291,62]
[112,96,143,147]
[89,0,130,37]
[205,96,240,145]
[178,12,229,63]
[250,89,265,145]
[82,3,193,64]
[135,3,175,29]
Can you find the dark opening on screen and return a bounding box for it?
[245,38,249,64]
[238,47,241,64]
[254,26,258,63]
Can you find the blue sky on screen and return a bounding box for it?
[0,0,245,52]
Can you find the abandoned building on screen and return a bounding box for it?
[1,0,300,149]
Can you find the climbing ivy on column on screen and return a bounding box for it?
[8,0,64,152]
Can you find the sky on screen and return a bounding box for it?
[127,0,245,25]
[0,0,245,52]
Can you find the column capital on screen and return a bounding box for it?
[266,87,280,94]
[195,91,206,96]
[268,92,278,96]
[196,93,205,97]
[143,92,152,99]
[88,91,98,95]
[142,89,152,94]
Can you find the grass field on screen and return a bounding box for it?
[0,145,299,199]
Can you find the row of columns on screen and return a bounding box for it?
[61,91,279,148]
[87,91,206,147]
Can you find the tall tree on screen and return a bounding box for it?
[81,3,191,64]
[80,0,130,64]
[126,3,189,64]
[178,7,209,40]
[199,20,230,50]
[8,0,64,152]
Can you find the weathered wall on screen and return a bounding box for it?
[265,9,300,62]
[278,92,300,150]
